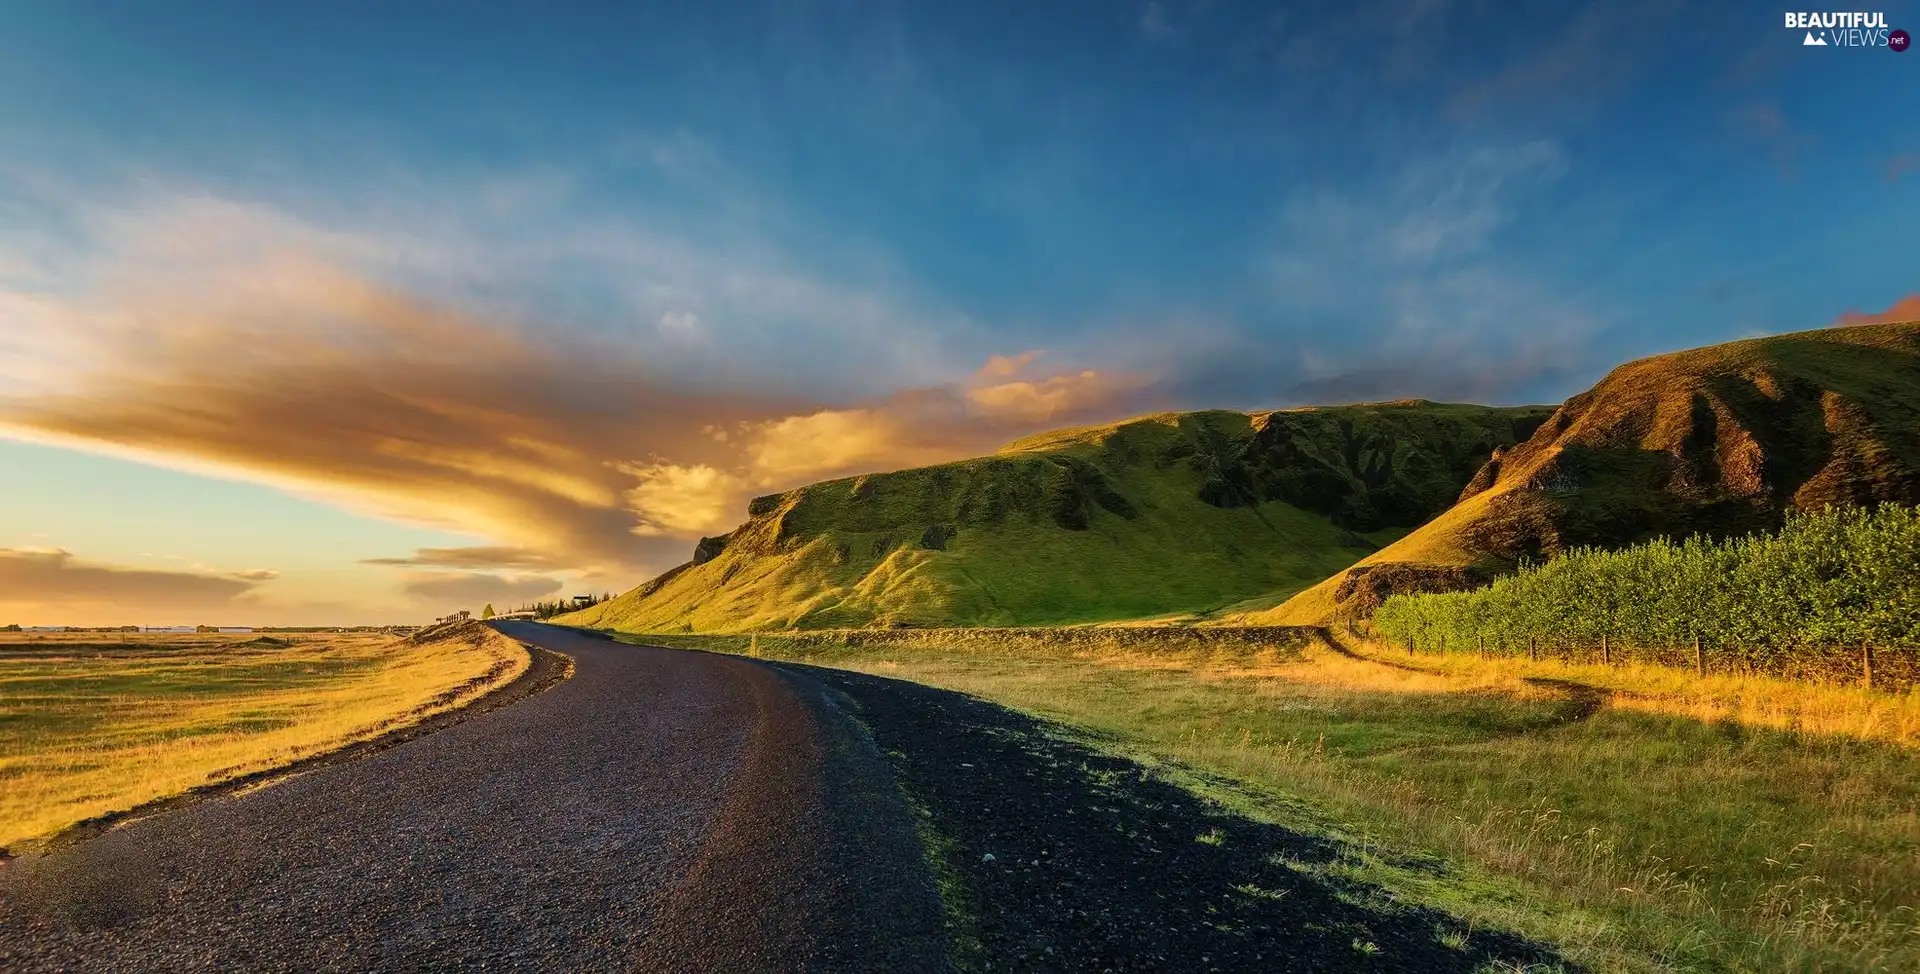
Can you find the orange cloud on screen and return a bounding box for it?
[1834,294,1920,327]
[0,197,1165,587]
[398,572,564,605]
[0,548,263,625]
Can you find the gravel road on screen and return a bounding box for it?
[0,623,947,973]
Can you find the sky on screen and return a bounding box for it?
[1,0,1916,625]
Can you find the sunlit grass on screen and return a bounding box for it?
[1337,635,1920,746]
[0,625,526,851]
[632,625,1920,972]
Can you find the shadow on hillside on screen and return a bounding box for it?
[775,661,1576,973]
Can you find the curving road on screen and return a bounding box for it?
[0,624,947,973]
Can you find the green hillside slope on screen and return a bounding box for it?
[1259,320,1920,624]
[568,402,1552,631]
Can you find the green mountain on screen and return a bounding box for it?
[1259,320,1920,624]
[567,402,1552,631]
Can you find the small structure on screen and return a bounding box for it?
[25,626,68,633]
[218,627,253,634]
[496,609,539,620]
[142,626,197,633]
[435,610,473,624]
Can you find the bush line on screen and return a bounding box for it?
[1373,504,1920,689]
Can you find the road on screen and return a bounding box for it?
[0,624,947,973]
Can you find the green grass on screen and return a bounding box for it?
[627,627,1920,972]
[568,402,1541,632]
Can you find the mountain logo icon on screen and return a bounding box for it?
[1803,30,1829,45]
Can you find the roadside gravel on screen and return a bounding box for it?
[781,662,1573,973]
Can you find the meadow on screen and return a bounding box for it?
[631,625,1920,972]
[0,624,527,852]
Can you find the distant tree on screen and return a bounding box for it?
[2,623,18,632]
[482,603,496,620]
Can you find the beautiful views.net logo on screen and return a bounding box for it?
[1785,10,1910,49]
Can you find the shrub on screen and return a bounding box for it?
[1375,505,1920,674]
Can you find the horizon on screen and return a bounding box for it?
[4,0,1917,625]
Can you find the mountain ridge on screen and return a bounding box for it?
[567,401,1550,631]
[1257,319,1920,623]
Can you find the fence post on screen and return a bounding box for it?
[1601,634,1611,666]
[1477,633,1485,659]
[1693,634,1704,677]
[1528,635,1537,662]
[1863,640,1875,691]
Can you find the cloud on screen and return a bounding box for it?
[230,569,280,581]
[965,365,1155,425]
[1887,154,1919,183]
[622,462,754,537]
[0,548,257,615]
[361,546,563,570]
[1245,141,1595,405]
[1833,294,1920,327]
[399,572,565,606]
[620,355,1159,537]
[1733,101,1816,179]
[1138,1,1181,43]
[0,192,1161,582]
[1445,0,1684,119]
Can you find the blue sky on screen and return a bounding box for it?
[1,0,1915,623]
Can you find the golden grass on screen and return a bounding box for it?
[0,624,526,851]
[1336,635,1920,746]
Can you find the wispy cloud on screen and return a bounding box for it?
[0,190,1157,578]
[1245,141,1595,404]
[1733,101,1817,180]
[1445,0,1684,119]
[398,572,564,606]
[0,548,258,616]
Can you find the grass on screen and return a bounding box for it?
[567,402,1542,632]
[0,623,526,852]
[625,625,1920,972]
[1263,319,1920,624]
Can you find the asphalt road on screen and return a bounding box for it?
[0,623,947,973]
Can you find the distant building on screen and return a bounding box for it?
[218,627,253,634]
[25,626,67,633]
[142,626,197,633]
[497,609,538,620]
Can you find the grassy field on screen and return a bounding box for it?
[627,626,1920,972]
[0,623,527,852]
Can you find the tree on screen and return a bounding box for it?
[482,603,496,620]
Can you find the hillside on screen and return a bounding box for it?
[567,402,1552,631]
[1259,320,1920,624]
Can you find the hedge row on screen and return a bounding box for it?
[1373,505,1920,675]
